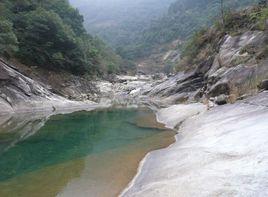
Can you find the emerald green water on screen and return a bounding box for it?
[0,108,175,197]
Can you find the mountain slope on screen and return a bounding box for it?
[118,0,259,61]
[143,0,259,45]
[69,0,174,49]
[0,0,122,75]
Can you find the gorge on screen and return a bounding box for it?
[0,0,268,197]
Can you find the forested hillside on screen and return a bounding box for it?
[117,0,259,60]
[0,0,122,75]
[69,0,174,50]
[0,0,261,76]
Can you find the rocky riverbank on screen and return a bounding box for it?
[92,32,268,109]
[121,91,268,197]
[0,59,108,115]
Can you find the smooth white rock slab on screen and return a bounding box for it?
[122,95,268,197]
[156,103,206,129]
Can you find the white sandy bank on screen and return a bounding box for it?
[122,93,268,197]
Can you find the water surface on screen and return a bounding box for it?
[0,108,175,197]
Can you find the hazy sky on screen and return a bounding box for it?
[70,0,175,8]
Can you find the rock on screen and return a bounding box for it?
[206,55,221,79]
[214,94,228,105]
[258,79,268,90]
[208,81,230,97]
[0,60,98,114]
[16,77,32,96]
[130,88,141,96]
[219,31,266,68]
[152,73,166,80]
[156,103,206,129]
[195,56,214,75]
[122,92,268,197]
[116,75,138,81]
[0,66,10,80]
[142,32,267,105]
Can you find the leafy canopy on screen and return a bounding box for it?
[0,0,122,75]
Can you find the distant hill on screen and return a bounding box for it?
[69,0,174,49]
[142,0,259,46]
[115,0,259,60]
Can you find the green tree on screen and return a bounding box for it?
[0,19,18,58]
[14,8,80,70]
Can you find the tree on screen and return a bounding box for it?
[14,9,78,70]
[0,19,18,58]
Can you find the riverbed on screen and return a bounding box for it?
[0,108,175,197]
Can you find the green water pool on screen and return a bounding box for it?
[0,108,174,197]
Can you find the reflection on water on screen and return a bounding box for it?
[0,113,48,155]
[0,108,175,197]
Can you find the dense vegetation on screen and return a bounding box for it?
[0,0,123,75]
[178,2,268,71]
[115,0,259,60]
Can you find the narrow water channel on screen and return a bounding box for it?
[0,108,175,197]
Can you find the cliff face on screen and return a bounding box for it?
[206,31,268,99]
[140,30,268,105]
[0,59,52,113]
[133,5,268,105]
